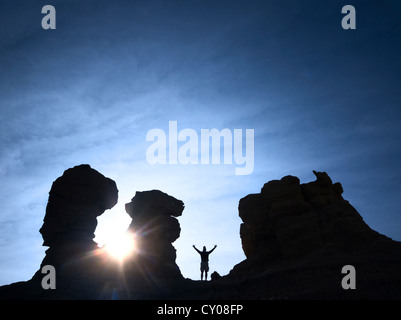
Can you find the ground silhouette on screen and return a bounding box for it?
[1,165,401,299]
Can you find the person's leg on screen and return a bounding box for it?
[201,271,204,281]
[205,263,209,281]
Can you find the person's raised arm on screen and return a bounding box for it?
[208,245,217,254]
[193,245,201,254]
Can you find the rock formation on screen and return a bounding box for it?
[1,168,401,300]
[225,170,401,299]
[39,164,118,267]
[0,165,119,299]
[123,190,185,291]
[238,170,390,262]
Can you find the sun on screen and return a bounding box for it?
[103,231,137,262]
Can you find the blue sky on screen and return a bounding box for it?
[0,0,401,285]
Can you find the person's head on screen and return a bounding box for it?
[203,246,206,252]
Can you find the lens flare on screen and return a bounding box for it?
[104,232,136,261]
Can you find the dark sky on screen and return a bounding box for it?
[0,0,400,284]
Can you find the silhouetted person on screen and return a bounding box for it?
[193,245,217,281]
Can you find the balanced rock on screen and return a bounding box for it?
[124,190,184,286]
